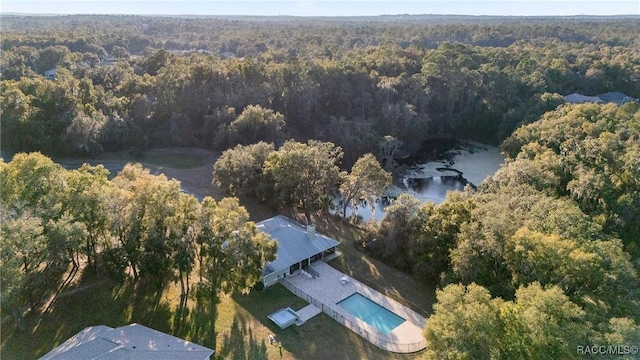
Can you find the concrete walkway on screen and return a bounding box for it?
[281,261,427,353]
[294,304,322,326]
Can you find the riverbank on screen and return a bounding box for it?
[405,140,504,187]
[341,141,504,222]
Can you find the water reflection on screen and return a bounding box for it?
[339,139,503,222]
[406,176,468,204]
[339,176,468,222]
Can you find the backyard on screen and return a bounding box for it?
[1,148,432,359]
[1,262,427,359]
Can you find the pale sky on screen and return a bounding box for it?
[1,0,638,17]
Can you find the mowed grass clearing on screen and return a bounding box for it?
[143,152,207,169]
[1,152,432,359]
[0,218,429,359]
[1,270,423,359]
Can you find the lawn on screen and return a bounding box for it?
[1,154,433,358]
[1,267,425,359]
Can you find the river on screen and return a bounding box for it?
[340,140,504,222]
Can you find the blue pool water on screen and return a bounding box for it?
[337,293,405,334]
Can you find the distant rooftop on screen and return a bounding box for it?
[39,323,214,360]
[564,93,604,104]
[597,92,636,105]
[564,92,637,105]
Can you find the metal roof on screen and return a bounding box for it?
[564,93,604,104]
[39,323,214,360]
[257,216,340,274]
[598,92,636,105]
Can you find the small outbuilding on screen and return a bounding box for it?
[39,323,214,360]
[258,216,340,287]
[268,307,301,329]
[44,68,57,80]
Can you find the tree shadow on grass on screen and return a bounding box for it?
[113,280,174,333]
[171,293,218,351]
[218,315,268,360]
[2,274,176,359]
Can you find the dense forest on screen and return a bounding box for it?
[1,152,277,308]
[2,15,640,359]
[369,103,640,358]
[2,15,639,164]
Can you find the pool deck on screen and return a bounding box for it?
[281,261,427,353]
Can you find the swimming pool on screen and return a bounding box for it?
[337,293,405,334]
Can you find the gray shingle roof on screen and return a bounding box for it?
[257,216,340,274]
[39,323,214,360]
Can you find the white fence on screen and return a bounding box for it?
[279,278,426,353]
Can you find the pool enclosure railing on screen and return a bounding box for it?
[279,277,426,353]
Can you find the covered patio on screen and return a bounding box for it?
[258,216,340,287]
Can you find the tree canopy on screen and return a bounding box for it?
[425,282,589,359]
[264,140,343,224]
[1,14,639,358]
[0,153,276,323]
[339,153,391,218]
[2,15,639,160]
[349,103,640,357]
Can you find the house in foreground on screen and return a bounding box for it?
[258,216,340,287]
[39,323,214,360]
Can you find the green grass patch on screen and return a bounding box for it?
[1,277,422,360]
[142,153,206,169]
[1,277,180,359]
[231,285,423,360]
[1,217,429,360]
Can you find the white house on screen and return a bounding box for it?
[258,216,340,287]
[39,323,214,360]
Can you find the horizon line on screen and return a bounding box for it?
[1,1,638,17]
[2,12,639,17]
